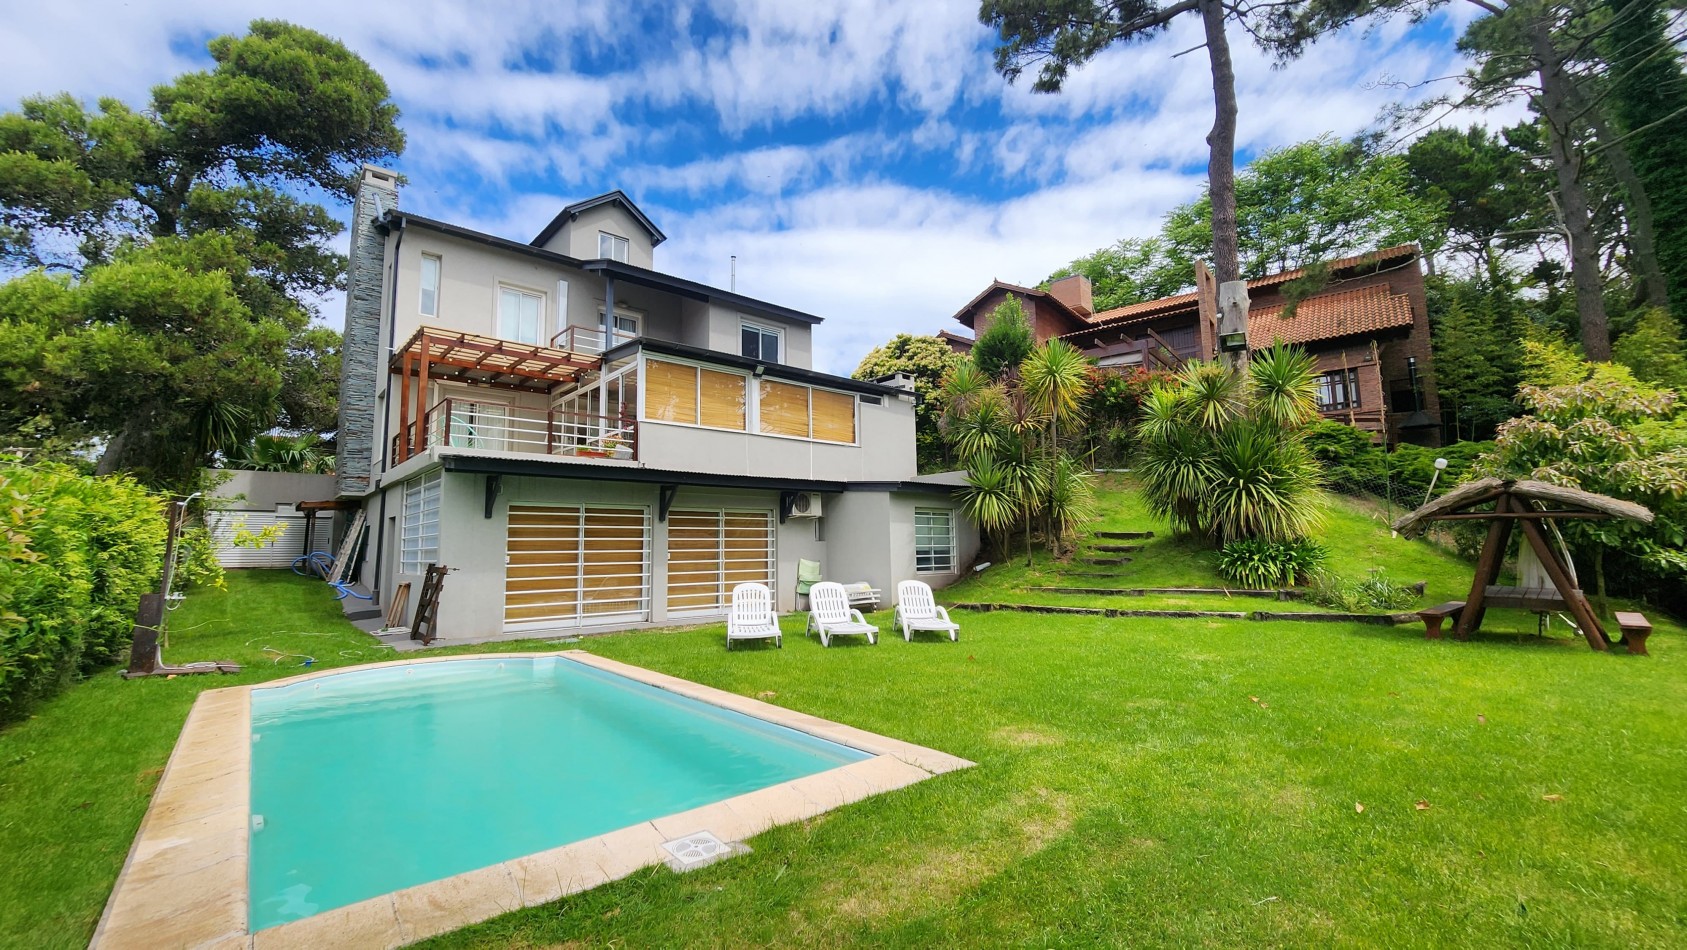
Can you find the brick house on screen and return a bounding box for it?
[945,245,1441,445]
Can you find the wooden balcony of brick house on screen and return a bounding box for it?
[388,325,633,465]
[1088,327,1185,372]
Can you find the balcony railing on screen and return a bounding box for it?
[550,325,639,356]
[391,399,637,462]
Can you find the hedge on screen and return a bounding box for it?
[0,461,165,724]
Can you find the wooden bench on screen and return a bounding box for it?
[1615,611,1653,656]
[1418,601,1465,639]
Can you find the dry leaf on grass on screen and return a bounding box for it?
[1542,793,1564,803]
[1355,802,1365,813]
[756,691,777,699]
[1414,800,1431,811]
[1477,714,1486,724]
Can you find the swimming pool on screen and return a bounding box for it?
[248,656,871,930]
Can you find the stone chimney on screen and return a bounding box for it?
[1047,273,1093,317]
[337,165,399,497]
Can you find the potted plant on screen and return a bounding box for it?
[604,434,633,459]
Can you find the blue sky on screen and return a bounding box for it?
[0,1,1495,373]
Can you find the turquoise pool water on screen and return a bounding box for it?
[248,656,869,931]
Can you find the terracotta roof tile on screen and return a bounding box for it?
[1248,284,1414,348]
[1081,244,1421,329]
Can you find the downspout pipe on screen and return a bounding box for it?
[371,215,405,602]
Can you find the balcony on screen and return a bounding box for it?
[392,399,637,464]
[550,325,640,356]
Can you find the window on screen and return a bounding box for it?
[1316,368,1361,411]
[419,255,440,316]
[498,287,543,344]
[599,232,629,262]
[400,471,441,574]
[595,308,642,347]
[644,358,747,431]
[915,508,955,574]
[665,509,775,616]
[741,321,781,363]
[811,389,856,443]
[757,380,810,437]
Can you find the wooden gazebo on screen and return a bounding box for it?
[1392,478,1653,650]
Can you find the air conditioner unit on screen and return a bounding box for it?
[788,492,822,518]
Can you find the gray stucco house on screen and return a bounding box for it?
[336,166,979,640]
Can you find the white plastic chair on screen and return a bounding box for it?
[806,581,878,646]
[894,580,959,642]
[726,583,781,650]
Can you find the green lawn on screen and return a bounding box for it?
[2,534,1685,946]
[936,475,1495,617]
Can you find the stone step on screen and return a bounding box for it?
[1094,531,1155,540]
[1081,557,1131,566]
[1090,544,1142,553]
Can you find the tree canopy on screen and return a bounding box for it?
[0,20,402,484]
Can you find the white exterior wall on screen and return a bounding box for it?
[537,204,656,269]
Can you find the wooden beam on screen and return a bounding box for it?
[397,348,412,464]
[1420,511,1615,522]
[1517,515,1608,650]
[413,334,430,458]
[1456,493,1515,639]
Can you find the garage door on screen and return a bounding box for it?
[666,509,776,617]
[505,505,651,628]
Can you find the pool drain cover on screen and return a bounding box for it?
[660,830,750,872]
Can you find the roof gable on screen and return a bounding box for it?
[531,190,667,249]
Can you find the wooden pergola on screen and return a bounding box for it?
[390,326,599,462]
[1392,478,1653,649]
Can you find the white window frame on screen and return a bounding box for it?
[598,231,630,262]
[740,320,782,364]
[419,254,441,317]
[400,470,442,574]
[914,507,956,574]
[595,306,644,348]
[664,508,777,617]
[497,285,546,345]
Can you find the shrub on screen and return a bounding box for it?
[1307,568,1419,612]
[1217,537,1328,588]
[0,460,165,724]
[171,526,226,592]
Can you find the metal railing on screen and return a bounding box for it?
[550,325,639,356]
[421,399,638,460]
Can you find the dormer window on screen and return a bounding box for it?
[741,321,781,363]
[599,232,629,263]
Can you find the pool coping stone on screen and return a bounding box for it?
[91,650,974,949]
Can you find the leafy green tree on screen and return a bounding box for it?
[1603,0,1687,316]
[971,295,1036,380]
[223,433,334,474]
[1161,136,1442,280]
[0,20,400,479]
[1045,237,1187,311]
[0,236,288,487]
[1473,360,1687,613]
[1614,308,1687,392]
[1404,124,1554,279]
[852,334,965,471]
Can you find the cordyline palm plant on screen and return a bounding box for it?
[943,339,1096,562]
[1137,343,1323,545]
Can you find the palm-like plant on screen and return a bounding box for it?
[1136,344,1324,546]
[1044,453,1097,555]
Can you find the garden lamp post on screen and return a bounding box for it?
[1423,457,1448,509]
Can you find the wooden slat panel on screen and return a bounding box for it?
[757,380,809,437]
[506,504,647,626]
[812,388,856,443]
[644,360,697,424]
[700,369,747,430]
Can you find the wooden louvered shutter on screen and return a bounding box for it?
[810,389,855,443]
[757,380,810,437]
[699,369,747,430]
[645,359,698,424]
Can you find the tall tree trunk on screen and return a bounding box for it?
[1202,0,1240,286]
[1530,16,1612,360]
[94,428,131,476]
[1571,82,1669,308]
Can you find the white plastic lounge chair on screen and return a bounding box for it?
[806,581,878,647]
[726,583,781,650]
[894,580,959,642]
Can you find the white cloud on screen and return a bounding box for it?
[1,2,1503,371]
